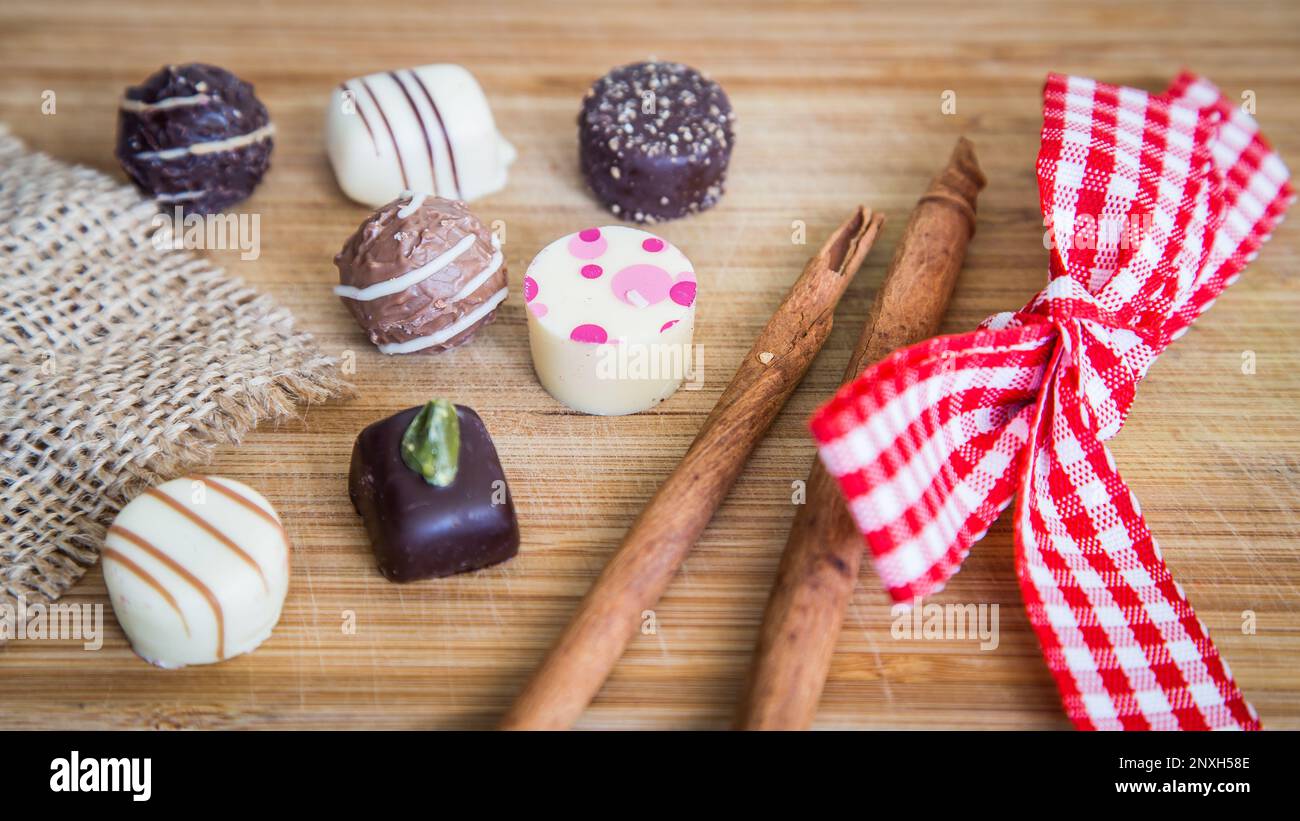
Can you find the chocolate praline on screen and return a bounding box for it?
[348,404,520,581]
[333,194,508,354]
[578,60,735,223]
[116,63,274,214]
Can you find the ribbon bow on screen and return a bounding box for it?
[811,73,1293,730]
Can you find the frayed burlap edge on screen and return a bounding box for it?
[0,124,353,609]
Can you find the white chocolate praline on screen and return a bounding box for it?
[102,476,291,668]
[525,226,698,415]
[327,64,516,207]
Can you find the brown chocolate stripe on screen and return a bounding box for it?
[409,70,462,199]
[108,525,223,658]
[340,82,379,156]
[360,77,410,189]
[389,71,439,195]
[102,546,191,637]
[146,487,268,592]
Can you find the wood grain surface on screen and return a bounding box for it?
[1,0,1297,730]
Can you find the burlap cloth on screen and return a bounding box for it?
[0,126,350,608]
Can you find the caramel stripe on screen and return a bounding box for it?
[108,525,223,658]
[146,487,268,592]
[133,123,275,161]
[341,82,379,156]
[102,546,191,637]
[389,71,440,195]
[409,70,462,198]
[360,77,409,189]
[193,475,281,529]
[120,93,212,113]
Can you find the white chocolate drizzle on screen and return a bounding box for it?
[334,235,502,302]
[396,190,428,218]
[378,287,509,355]
[449,246,505,302]
[334,234,474,301]
[155,190,205,202]
[134,122,276,161]
[120,93,213,113]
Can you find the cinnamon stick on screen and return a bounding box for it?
[736,138,986,730]
[501,206,885,730]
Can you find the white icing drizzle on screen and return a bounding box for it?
[449,247,504,302]
[134,123,276,161]
[120,93,213,113]
[333,234,476,301]
[378,287,509,355]
[396,190,428,218]
[155,190,205,202]
[334,234,502,303]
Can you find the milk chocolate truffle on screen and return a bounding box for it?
[334,192,507,354]
[116,63,274,214]
[103,476,291,668]
[348,400,520,581]
[579,61,735,223]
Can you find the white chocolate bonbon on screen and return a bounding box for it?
[103,476,290,668]
[327,64,515,207]
[524,226,698,415]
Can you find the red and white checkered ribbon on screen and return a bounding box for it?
[810,73,1293,730]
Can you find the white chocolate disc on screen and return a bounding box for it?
[327,64,515,207]
[103,477,291,668]
[524,226,697,415]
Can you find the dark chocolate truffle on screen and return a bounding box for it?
[579,60,735,224]
[116,63,274,214]
[333,192,508,354]
[348,403,520,581]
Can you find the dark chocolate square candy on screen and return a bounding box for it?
[348,404,519,581]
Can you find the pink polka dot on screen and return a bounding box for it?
[581,264,603,279]
[642,237,665,252]
[568,228,608,260]
[670,280,697,307]
[529,303,548,318]
[570,323,608,344]
[611,264,672,307]
[660,320,679,333]
[523,276,538,302]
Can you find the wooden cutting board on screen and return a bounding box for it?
[2,0,1297,730]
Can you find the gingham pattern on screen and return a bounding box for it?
[810,73,1292,731]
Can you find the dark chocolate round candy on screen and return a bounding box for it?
[579,61,735,224]
[116,63,274,214]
